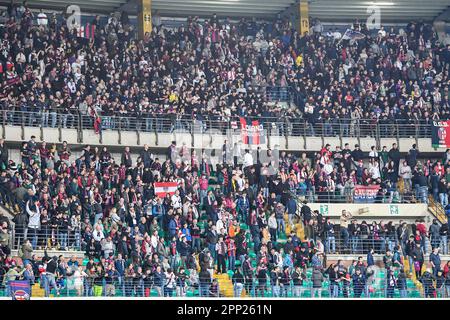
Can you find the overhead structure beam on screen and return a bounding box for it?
[434,6,450,22]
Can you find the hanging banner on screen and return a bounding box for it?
[138,0,152,39]
[239,118,266,145]
[9,280,31,300]
[432,120,450,148]
[353,185,380,203]
[299,1,309,36]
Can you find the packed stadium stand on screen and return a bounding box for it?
[0,0,449,299]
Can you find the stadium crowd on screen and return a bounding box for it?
[0,5,449,298]
[0,136,449,297]
[0,5,448,135]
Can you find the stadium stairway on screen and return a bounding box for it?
[31,283,47,297]
[213,272,236,297]
[284,214,306,242]
[403,258,427,296]
[427,196,448,225]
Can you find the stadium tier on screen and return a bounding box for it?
[0,0,449,301]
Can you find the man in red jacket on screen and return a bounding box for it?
[416,219,428,254]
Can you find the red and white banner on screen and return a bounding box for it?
[353,185,380,203]
[154,182,178,197]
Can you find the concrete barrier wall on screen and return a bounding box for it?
[2,125,444,153]
[307,203,430,222]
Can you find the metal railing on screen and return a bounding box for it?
[320,237,441,255]
[0,110,434,138]
[1,271,441,298]
[293,186,420,204]
[12,228,82,251]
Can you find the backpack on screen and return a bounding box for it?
[414,261,421,272]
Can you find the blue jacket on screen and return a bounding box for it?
[286,199,297,216]
[153,271,165,287]
[169,219,178,237]
[181,228,192,241]
[367,252,375,267]
[114,259,125,276]
[236,197,249,215]
[152,204,165,216]
[352,274,366,289]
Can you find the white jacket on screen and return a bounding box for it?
[268,216,277,229]
[26,201,40,229]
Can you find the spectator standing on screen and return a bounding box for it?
[429,247,441,277]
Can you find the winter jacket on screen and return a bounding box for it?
[311,269,324,288]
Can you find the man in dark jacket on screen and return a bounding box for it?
[352,268,366,298]
[429,247,441,277]
[199,269,211,297]
[270,266,282,297]
[121,146,132,169]
[388,143,401,172]
[397,269,408,298]
[429,219,441,250]
[206,225,218,260]
[351,144,364,163]
[0,139,8,169]
[439,223,449,255]
[411,243,425,278]
[153,265,165,296]
[140,144,153,168]
[43,254,59,297]
[406,144,419,168]
[291,265,306,297]
[300,200,312,224]
[232,268,245,297]
[419,270,436,298]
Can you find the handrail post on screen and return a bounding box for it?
[356,119,361,147]
[395,120,400,147]
[78,113,83,143]
[58,114,62,142]
[303,120,307,150]
[40,118,44,141]
[321,121,324,148]
[209,119,213,147]
[136,121,140,146]
[190,118,194,148]
[21,112,25,141]
[154,118,159,146]
[284,118,289,150]
[414,119,419,147]
[375,121,381,150]
[118,117,121,145]
[2,110,5,139]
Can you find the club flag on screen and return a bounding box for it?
[239,117,266,145]
[432,120,450,148]
[77,25,84,38]
[341,29,365,41]
[154,182,178,198]
[9,280,31,300]
[77,23,95,39]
